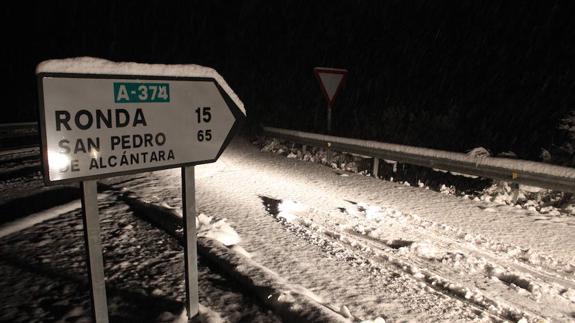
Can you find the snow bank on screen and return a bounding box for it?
[277,199,306,223]
[172,305,224,323]
[0,200,81,238]
[36,57,245,114]
[263,126,575,184]
[197,213,240,246]
[257,136,574,216]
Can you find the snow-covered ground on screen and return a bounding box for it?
[107,137,575,321]
[0,190,279,322]
[256,137,575,218]
[1,137,575,322]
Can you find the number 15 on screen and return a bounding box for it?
[195,107,211,123]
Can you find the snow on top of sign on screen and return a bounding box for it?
[36,57,245,114]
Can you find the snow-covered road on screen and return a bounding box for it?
[103,137,575,322]
[0,192,279,322]
[1,137,574,322]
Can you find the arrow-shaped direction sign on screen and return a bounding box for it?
[313,67,348,106]
[36,58,245,184]
[36,57,245,322]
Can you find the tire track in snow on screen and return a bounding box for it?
[258,196,527,322]
[337,199,575,303]
[281,197,575,322]
[107,179,486,320]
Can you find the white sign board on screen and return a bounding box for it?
[313,67,348,106]
[37,73,244,184]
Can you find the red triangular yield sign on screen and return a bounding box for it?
[313,67,348,106]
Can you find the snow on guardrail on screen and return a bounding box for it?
[262,126,575,193]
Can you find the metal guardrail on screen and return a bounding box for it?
[0,122,38,130]
[262,126,575,193]
[0,122,39,150]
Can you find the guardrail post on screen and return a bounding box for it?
[302,145,307,155]
[511,183,519,204]
[372,158,380,178]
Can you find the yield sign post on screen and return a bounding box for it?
[36,58,245,322]
[313,67,347,134]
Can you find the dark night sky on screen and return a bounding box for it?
[4,0,575,159]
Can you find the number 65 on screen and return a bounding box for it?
[197,129,212,141]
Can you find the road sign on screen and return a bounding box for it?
[313,67,347,164]
[37,69,244,185]
[313,67,347,107]
[36,58,245,322]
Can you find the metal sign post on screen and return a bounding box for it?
[326,102,333,163]
[80,180,109,323]
[182,166,199,319]
[327,102,333,134]
[36,58,245,322]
